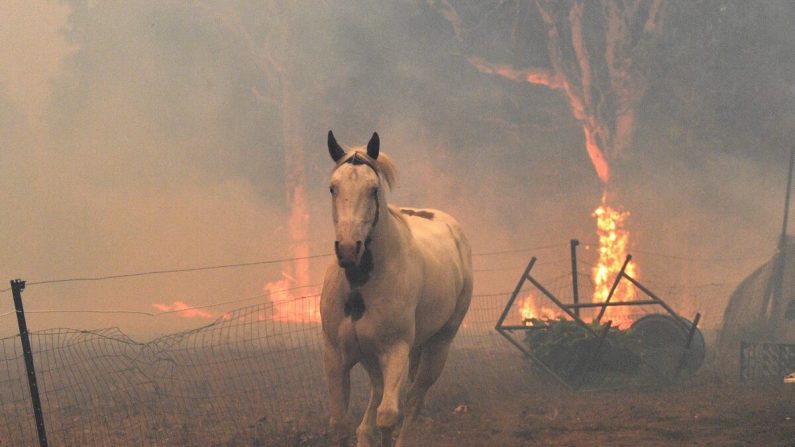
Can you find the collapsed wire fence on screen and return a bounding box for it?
[0,244,741,446]
[0,292,542,446]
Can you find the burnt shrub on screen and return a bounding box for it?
[523,318,641,382]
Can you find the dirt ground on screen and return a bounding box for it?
[408,372,795,447]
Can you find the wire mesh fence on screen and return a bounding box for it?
[0,244,736,446]
[0,293,528,446]
[739,341,795,382]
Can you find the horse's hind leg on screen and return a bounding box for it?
[324,342,354,446]
[356,358,383,447]
[396,332,455,447]
[399,277,471,447]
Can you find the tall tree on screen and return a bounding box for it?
[434,0,665,322]
[434,0,664,185]
[198,1,312,289]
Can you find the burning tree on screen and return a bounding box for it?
[435,0,664,326]
[197,2,317,321]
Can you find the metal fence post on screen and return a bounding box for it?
[570,239,580,317]
[10,279,49,447]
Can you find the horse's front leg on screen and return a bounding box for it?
[324,341,354,446]
[376,341,410,447]
[356,357,384,447]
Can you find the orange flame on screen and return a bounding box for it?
[519,292,559,324]
[152,301,214,319]
[263,272,320,322]
[583,128,610,183]
[592,194,638,329]
[262,183,320,323]
[286,184,310,287]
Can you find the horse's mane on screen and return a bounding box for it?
[335,147,398,190]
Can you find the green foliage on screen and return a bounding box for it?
[523,318,641,381]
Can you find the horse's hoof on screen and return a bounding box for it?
[376,407,399,428]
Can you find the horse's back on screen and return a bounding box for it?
[394,206,471,270]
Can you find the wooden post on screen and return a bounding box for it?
[778,147,794,252]
[11,280,49,447]
[766,147,794,338]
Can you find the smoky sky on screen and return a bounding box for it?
[0,0,793,338]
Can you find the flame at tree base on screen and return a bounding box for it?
[262,184,320,323]
[592,193,638,329]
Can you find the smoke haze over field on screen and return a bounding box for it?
[0,0,793,338]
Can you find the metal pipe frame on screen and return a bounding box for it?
[495,251,704,391]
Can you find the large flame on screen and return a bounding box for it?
[592,194,638,329]
[262,184,320,323]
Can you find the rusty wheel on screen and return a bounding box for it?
[629,314,705,376]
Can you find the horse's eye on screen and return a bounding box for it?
[372,187,378,197]
[329,186,335,195]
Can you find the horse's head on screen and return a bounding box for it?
[327,130,395,268]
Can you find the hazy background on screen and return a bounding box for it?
[0,0,793,338]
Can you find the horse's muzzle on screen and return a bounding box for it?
[335,240,363,267]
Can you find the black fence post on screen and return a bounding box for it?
[570,239,580,318]
[10,279,49,447]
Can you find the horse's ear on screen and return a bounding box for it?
[367,132,379,160]
[328,130,345,162]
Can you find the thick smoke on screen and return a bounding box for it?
[0,0,792,338]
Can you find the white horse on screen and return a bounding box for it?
[320,131,473,447]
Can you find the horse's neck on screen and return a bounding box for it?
[368,204,406,264]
